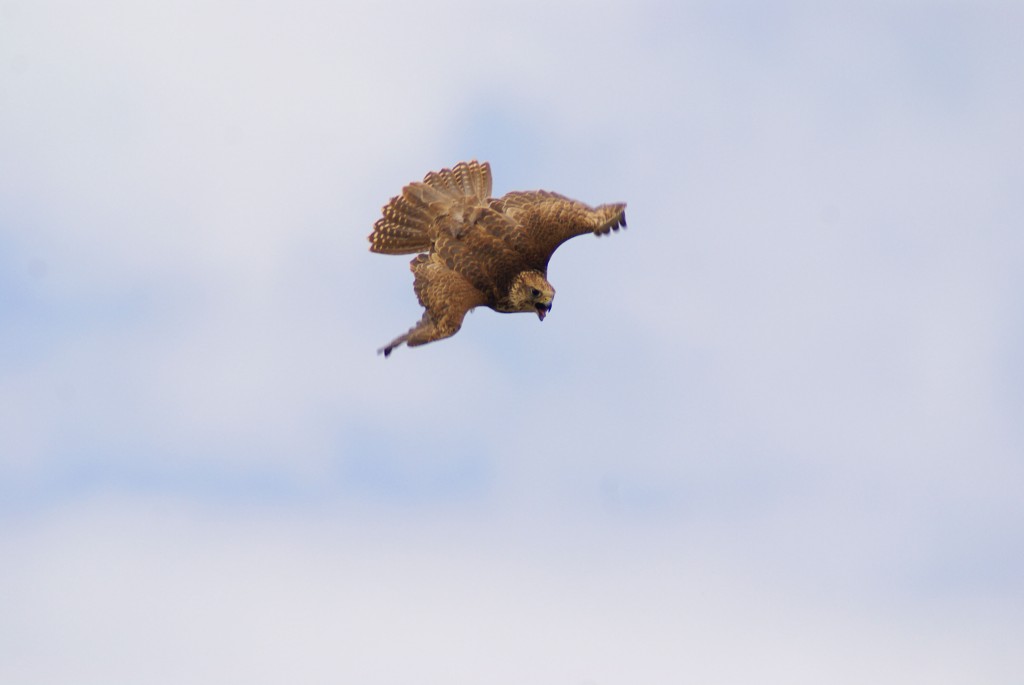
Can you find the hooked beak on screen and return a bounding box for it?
[535,302,551,321]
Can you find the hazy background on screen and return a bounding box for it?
[2,1,1022,683]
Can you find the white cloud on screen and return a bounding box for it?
[1,499,1021,685]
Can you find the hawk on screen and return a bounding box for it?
[368,161,627,356]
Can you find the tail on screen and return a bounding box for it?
[368,160,493,254]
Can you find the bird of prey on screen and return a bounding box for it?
[368,160,627,356]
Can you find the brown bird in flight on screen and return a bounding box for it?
[368,161,627,356]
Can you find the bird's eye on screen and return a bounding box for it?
[531,288,541,298]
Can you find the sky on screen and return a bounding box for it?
[1,0,1023,683]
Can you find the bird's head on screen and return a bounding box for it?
[511,271,555,321]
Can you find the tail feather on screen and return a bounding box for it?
[423,160,491,200]
[422,169,460,196]
[457,160,491,198]
[368,161,493,255]
[402,181,452,207]
[369,194,432,254]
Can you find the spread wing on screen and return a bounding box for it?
[491,191,627,271]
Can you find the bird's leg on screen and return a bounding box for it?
[377,311,462,357]
[378,319,420,356]
[378,332,409,357]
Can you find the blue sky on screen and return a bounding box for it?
[2,1,1023,683]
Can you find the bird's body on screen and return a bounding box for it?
[368,161,627,356]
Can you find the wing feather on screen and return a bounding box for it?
[434,210,522,299]
[491,191,627,270]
